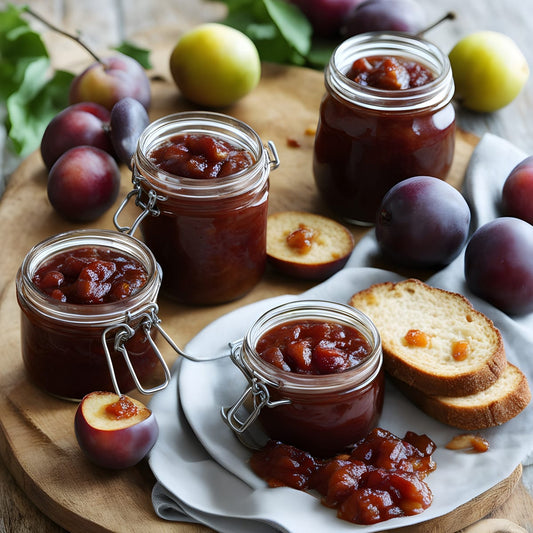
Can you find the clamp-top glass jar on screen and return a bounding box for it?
[16,229,171,401]
[115,111,279,306]
[313,32,456,226]
[223,300,384,457]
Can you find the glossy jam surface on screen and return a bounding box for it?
[19,246,160,400]
[140,133,267,305]
[286,225,316,254]
[148,133,254,179]
[106,395,139,420]
[32,247,148,304]
[314,56,455,225]
[256,320,372,374]
[250,428,436,525]
[347,55,434,90]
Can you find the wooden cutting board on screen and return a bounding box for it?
[0,58,530,532]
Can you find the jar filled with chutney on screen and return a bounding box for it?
[313,32,456,226]
[115,111,279,306]
[223,299,384,457]
[16,229,171,401]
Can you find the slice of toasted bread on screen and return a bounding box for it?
[394,363,531,430]
[349,278,507,397]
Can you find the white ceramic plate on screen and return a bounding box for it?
[151,266,533,532]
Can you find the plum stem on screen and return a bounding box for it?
[24,6,102,64]
[417,11,456,36]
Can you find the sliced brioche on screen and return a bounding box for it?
[349,278,507,397]
[394,363,531,430]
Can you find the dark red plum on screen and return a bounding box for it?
[69,54,151,111]
[109,97,150,168]
[75,391,159,469]
[464,217,533,315]
[343,0,426,37]
[40,102,112,170]
[501,156,533,225]
[376,176,471,268]
[47,146,121,223]
[288,0,366,37]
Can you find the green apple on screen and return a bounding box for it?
[449,31,529,113]
[169,23,261,108]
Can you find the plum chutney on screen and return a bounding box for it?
[126,112,277,306]
[250,428,437,525]
[32,247,148,304]
[313,33,455,226]
[224,301,384,458]
[347,55,435,90]
[256,319,372,375]
[17,230,164,400]
[148,133,254,179]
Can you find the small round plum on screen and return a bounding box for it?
[75,391,159,469]
[47,146,121,223]
[376,176,471,268]
[501,156,533,225]
[464,217,533,315]
[40,102,112,170]
[449,31,529,113]
[109,97,150,168]
[69,54,151,111]
[169,23,261,108]
[343,0,426,37]
[267,211,355,280]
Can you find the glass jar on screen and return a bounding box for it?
[313,32,456,226]
[114,111,279,306]
[223,300,384,457]
[16,229,172,401]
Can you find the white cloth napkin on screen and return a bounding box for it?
[150,133,533,530]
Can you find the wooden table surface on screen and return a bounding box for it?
[1,0,533,532]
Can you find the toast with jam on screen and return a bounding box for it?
[349,278,531,429]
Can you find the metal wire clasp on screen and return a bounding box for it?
[113,170,167,236]
[101,302,172,396]
[266,140,280,171]
[221,340,290,434]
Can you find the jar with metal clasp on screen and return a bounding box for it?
[222,299,384,457]
[16,229,179,401]
[114,111,280,306]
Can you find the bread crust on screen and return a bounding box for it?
[393,364,531,430]
[349,278,507,397]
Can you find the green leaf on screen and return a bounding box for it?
[6,58,74,156]
[0,3,76,156]
[216,0,313,66]
[263,0,312,57]
[0,5,49,100]
[113,40,152,69]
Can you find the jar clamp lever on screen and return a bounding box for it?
[113,171,166,236]
[221,340,290,434]
[102,302,173,396]
[103,302,240,396]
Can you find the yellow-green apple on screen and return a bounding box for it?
[169,23,261,108]
[449,31,529,112]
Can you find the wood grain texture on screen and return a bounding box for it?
[1,1,533,532]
